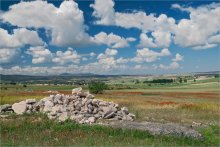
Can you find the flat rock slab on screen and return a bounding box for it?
[12,101,27,114]
[102,121,202,139]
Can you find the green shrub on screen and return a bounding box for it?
[88,81,108,94]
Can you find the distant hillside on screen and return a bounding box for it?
[0,74,116,83]
[194,71,220,76]
[1,71,219,83]
[59,73,96,76]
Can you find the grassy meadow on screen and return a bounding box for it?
[0,76,220,146]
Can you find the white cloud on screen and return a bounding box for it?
[82,57,88,61]
[134,65,143,70]
[126,37,136,42]
[85,48,127,72]
[152,31,171,48]
[1,1,91,47]
[91,0,220,49]
[0,28,43,48]
[0,48,20,64]
[208,34,220,44]
[131,48,171,63]
[137,33,156,48]
[173,3,220,48]
[116,57,129,64]
[90,52,96,57]
[91,0,176,33]
[159,62,180,70]
[26,46,52,64]
[138,31,171,48]
[92,32,135,48]
[90,0,115,25]
[192,43,217,50]
[26,46,82,65]
[172,53,184,62]
[105,48,118,56]
[52,47,81,64]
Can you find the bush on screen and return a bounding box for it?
[88,81,108,94]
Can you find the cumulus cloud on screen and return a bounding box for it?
[116,57,129,64]
[26,46,53,64]
[173,3,220,49]
[84,48,128,72]
[90,0,175,49]
[137,33,156,48]
[138,31,171,48]
[90,0,176,34]
[52,47,81,65]
[172,53,184,62]
[208,34,220,44]
[131,48,171,63]
[90,52,96,57]
[105,48,118,56]
[91,0,220,49]
[92,32,135,48]
[152,31,171,48]
[26,46,81,65]
[0,48,20,64]
[1,1,91,47]
[0,28,43,48]
[90,0,115,25]
[159,62,180,70]
[192,43,217,50]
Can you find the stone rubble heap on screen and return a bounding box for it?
[0,87,135,124]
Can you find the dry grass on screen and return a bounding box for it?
[1,85,220,126]
[0,84,220,146]
[96,90,220,126]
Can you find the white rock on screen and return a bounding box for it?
[26,99,36,104]
[82,98,88,105]
[86,94,94,99]
[72,87,82,94]
[128,113,135,119]
[12,101,27,114]
[26,104,33,110]
[94,114,101,119]
[43,100,54,112]
[99,101,108,106]
[51,105,62,113]
[70,114,84,121]
[101,106,117,118]
[121,107,129,114]
[104,112,115,119]
[58,112,69,122]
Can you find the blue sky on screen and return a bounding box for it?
[0,0,219,75]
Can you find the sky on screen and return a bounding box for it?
[0,0,219,75]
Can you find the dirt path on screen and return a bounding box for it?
[101,121,203,139]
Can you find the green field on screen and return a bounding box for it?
[1,76,220,146]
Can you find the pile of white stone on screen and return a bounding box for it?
[0,87,135,124]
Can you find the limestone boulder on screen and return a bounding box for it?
[12,101,27,114]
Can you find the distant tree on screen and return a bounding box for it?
[23,84,27,88]
[214,75,219,78]
[194,79,196,82]
[135,80,140,84]
[184,79,187,83]
[143,79,173,84]
[88,81,108,94]
[179,78,183,83]
[10,82,16,85]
